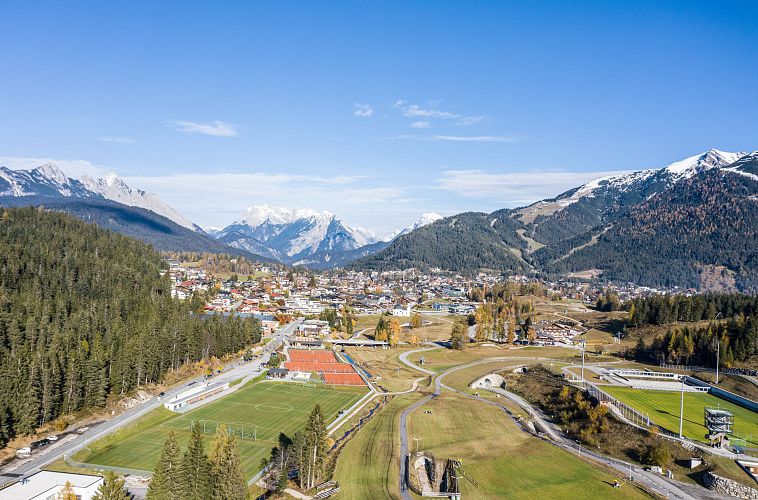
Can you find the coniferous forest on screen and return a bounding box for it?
[0,207,261,446]
[627,293,758,366]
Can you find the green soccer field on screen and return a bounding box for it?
[80,381,367,478]
[603,386,758,446]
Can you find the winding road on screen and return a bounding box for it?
[396,347,706,500]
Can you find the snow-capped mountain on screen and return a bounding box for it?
[214,205,380,268]
[551,148,745,208]
[515,149,747,245]
[0,162,195,230]
[80,174,195,229]
[354,149,758,291]
[383,212,443,241]
[0,162,97,198]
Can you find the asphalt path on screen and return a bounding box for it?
[0,319,300,485]
[396,348,704,500]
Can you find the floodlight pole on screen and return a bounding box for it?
[679,375,684,439]
[714,312,722,385]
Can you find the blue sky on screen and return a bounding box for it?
[1,1,757,235]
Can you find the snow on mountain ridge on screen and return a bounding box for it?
[80,174,195,230]
[0,161,195,230]
[556,149,745,205]
[383,211,443,241]
[663,149,744,181]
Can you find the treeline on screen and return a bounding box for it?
[626,293,758,326]
[0,207,261,446]
[637,316,757,366]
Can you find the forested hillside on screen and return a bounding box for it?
[0,207,261,446]
[0,196,267,261]
[351,211,529,273]
[539,171,758,290]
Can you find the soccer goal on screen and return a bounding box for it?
[189,420,258,441]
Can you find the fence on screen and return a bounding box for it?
[660,363,758,377]
[247,464,272,487]
[584,382,655,430]
[64,454,152,477]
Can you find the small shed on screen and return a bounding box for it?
[268,368,289,379]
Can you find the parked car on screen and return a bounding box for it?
[16,447,31,457]
[47,435,59,442]
[158,392,165,399]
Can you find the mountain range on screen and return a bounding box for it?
[0,163,263,259]
[210,206,442,270]
[3,150,757,291]
[0,162,443,269]
[353,149,758,292]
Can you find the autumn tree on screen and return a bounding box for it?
[410,313,422,329]
[209,425,247,500]
[506,317,516,344]
[374,315,390,342]
[388,318,401,346]
[92,471,129,500]
[57,482,77,500]
[451,320,467,350]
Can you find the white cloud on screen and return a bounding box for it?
[96,136,136,144]
[169,120,239,137]
[385,134,520,143]
[455,115,484,126]
[437,169,629,204]
[0,156,114,178]
[353,103,374,118]
[409,120,431,129]
[395,100,459,119]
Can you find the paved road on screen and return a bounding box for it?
[396,350,703,500]
[0,319,300,484]
[397,344,439,376]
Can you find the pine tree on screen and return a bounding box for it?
[180,423,212,500]
[92,471,129,500]
[209,425,247,500]
[147,431,182,500]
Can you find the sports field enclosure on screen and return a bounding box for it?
[603,386,758,446]
[78,381,367,478]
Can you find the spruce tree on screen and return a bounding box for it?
[209,425,247,500]
[147,431,182,500]
[296,405,327,490]
[180,423,212,500]
[92,471,129,500]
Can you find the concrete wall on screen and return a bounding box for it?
[684,376,758,413]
